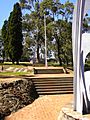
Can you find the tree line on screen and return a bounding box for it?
[20,0,74,66]
[1,0,82,65]
[1,3,23,64]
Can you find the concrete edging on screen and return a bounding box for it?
[58,104,89,120]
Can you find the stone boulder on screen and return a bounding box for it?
[0,79,39,119]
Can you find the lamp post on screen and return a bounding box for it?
[44,14,48,67]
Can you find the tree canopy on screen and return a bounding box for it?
[19,0,74,66]
[1,0,75,66]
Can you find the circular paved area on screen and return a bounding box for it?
[5,94,73,120]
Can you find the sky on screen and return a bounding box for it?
[0,0,75,29]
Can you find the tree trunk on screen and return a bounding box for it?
[12,61,15,64]
[56,38,62,66]
[58,55,62,66]
[66,57,69,66]
[37,43,40,63]
[16,60,19,65]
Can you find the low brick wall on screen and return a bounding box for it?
[0,79,39,119]
[58,104,89,120]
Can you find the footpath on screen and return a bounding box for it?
[5,94,73,120]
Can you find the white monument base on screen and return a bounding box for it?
[58,103,89,120]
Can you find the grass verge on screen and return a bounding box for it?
[0,71,30,76]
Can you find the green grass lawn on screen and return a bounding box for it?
[0,71,32,77]
[0,62,34,77]
[0,62,32,68]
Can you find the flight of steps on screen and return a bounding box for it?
[30,67,73,96]
[31,77,73,96]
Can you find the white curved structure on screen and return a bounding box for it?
[72,0,90,114]
[84,71,90,101]
[82,33,90,63]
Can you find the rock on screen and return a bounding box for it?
[0,79,39,119]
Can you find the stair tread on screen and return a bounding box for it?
[38,91,73,95]
[36,88,73,92]
[33,77,73,80]
[35,83,73,86]
[33,79,73,81]
[33,81,73,84]
[35,86,73,89]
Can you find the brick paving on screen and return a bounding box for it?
[5,94,73,120]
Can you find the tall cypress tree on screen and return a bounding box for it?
[1,20,9,60]
[8,2,23,64]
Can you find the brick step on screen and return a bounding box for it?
[34,68,64,74]
[36,87,73,92]
[34,83,73,86]
[38,91,73,95]
[33,81,72,84]
[35,85,73,89]
[32,78,73,82]
[30,76,73,95]
[32,77,73,81]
